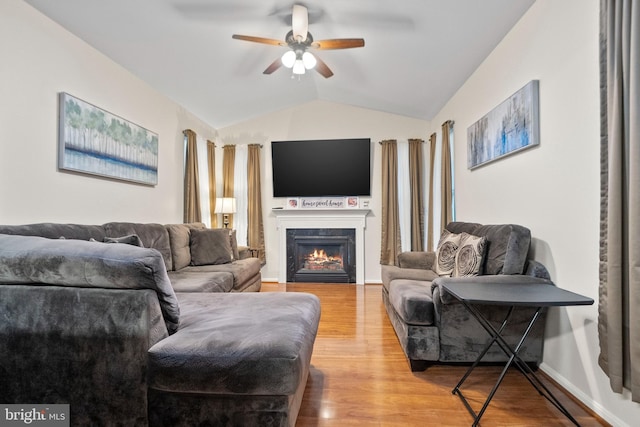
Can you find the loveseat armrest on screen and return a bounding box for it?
[381,264,438,290]
[398,251,435,270]
[524,259,551,280]
[237,245,251,259]
[431,274,554,305]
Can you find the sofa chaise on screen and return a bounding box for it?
[0,222,321,426]
[381,221,553,371]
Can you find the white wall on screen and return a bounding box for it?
[217,100,429,282]
[430,0,637,425]
[0,0,215,225]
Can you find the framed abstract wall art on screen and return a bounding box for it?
[467,80,540,169]
[58,92,158,185]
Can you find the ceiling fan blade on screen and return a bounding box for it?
[263,58,283,75]
[313,55,334,78]
[311,38,365,50]
[291,5,309,42]
[232,34,287,47]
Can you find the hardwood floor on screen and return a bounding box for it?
[261,282,608,427]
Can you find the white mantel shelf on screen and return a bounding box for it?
[272,208,371,284]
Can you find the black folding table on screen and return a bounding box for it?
[441,281,594,426]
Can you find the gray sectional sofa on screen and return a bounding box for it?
[0,222,321,426]
[381,221,553,371]
[0,222,262,292]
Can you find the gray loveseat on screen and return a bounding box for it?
[0,223,321,426]
[381,221,553,371]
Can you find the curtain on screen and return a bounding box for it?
[427,133,437,250]
[207,140,218,228]
[196,136,211,227]
[409,138,424,251]
[233,145,248,246]
[380,140,401,265]
[397,142,410,252]
[598,0,640,402]
[440,121,454,231]
[248,144,266,264]
[183,129,201,223]
[222,145,236,229]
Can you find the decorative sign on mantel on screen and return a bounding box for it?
[286,197,360,209]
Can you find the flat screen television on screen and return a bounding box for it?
[271,138,371,197]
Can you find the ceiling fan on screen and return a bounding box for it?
[232,4,365,78]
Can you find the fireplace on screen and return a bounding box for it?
[286,228,356,283]
[273,208,369,284]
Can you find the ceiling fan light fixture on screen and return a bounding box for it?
[281,50,296,68]
[292,59,306,75]
[302,52,317,69]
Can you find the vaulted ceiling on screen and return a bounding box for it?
[25,0,535,128]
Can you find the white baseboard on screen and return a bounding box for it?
[539,362,628,427]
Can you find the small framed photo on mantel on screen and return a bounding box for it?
[346,197,360,208]
[286,198,299,209]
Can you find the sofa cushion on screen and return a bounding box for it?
[186,258,261,291]
[0,223,106,241]
[445,222,531,275]
[0,234,180,334]
[388,279,435,326]
[165,223,206,271]
[167,271,234,293]
[148,292,321,395]
[471,224,530,275]
[190,228,233,266]
[434,230,461,277]
[453,233,487,277]
[104,222,173,271]
[229,229,240,260]
[103,234,144,247]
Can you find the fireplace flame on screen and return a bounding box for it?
[313,249,327,259]
[305,248,343,270]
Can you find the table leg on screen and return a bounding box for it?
[452,306,515,394]
[454,303,581,426]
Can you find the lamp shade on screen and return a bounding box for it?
[302,52,316,69]
[292,59,306,75]
[281,50,296,68]
[214,197,236,214]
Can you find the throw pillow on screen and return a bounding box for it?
[103,234,144,247]
[190,228,234,266]
[229,229,239,261]
[453,232,487,277]
[166,223,206,271]
[434,229,462,277]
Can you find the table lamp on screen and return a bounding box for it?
[214,197,236,228]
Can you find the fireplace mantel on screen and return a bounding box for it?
[272,208,370,284]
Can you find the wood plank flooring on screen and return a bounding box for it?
[261,282,608,427]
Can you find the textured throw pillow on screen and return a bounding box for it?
[103,234,144,247]
[190,228,234,266]
[434,229,462,277]
[453,232,487,277]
